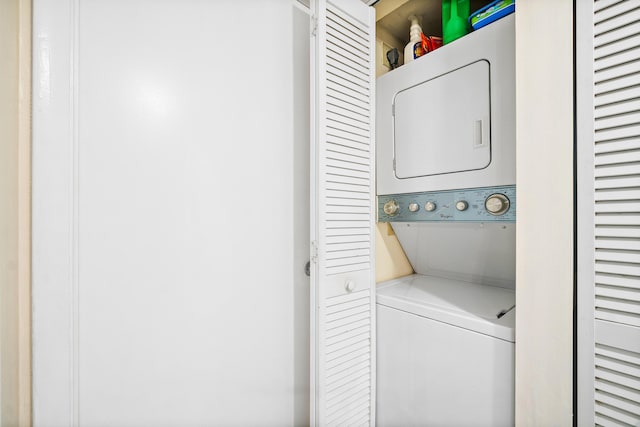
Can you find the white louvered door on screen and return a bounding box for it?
[310,0,376,425]
[577,1,640,425]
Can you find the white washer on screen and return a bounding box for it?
[376,274,515,427]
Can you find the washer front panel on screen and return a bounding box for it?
[378,185,516,222]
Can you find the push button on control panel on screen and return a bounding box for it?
[408,203,420,212]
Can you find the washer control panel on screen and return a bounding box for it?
[378,185,516,222]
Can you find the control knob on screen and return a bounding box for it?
[455,200,468,211]
[424,201,436,212]
[485,194,510,215]
[383,200,399,216]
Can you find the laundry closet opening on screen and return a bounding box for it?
[371,1,516,425]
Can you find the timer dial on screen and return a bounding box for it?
[383,200,399,216]
[485,194,510,215]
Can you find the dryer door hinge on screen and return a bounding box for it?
[311,15,318,37]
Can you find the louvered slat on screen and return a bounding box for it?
[597,378,640,404]
[595,86,640,107]
[326,125,369,146]
[596,100,640,120]
[327,98,370,121]
[595,260,639,276]
[596,272,640,289]
[326,149,370,166]
[595,249,640,263]
[326,198,370,208]
[594,49,640,76]
[327,74,370,104]
[595,366,640,396]
[323,283,371,418]
[594,14,640,48]
[595,31,640,58]
[596,238,640,251]
[594,7,640,36]
[325,228,369,237]
[595,150,640,165]
[326,8,368,44]
[596,187,640,200]
[596,226,640,238]
[596,362,640,390]
[327,110,369,132]
[326,328,369,349]
[326,364,369,391]
[594,342,640,424]
[596,112,640,131]
[327,86,369,113]
[594,0,628,13]
[595,125,640,142]
[594,176,640,190]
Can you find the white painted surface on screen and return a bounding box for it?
[515,0,574,425]
[392,222,516,289]
[394,60,491,178]
[376,277,515,426]
[377,274,515,341]
[310,0,377,425]
[576,1,595,424]
[32,1,310,425]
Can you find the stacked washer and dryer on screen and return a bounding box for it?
[375,15,516,427]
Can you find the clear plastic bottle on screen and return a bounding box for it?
[403,15,424,65]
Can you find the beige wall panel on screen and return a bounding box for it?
[376,223,413,283]
[0,0,31,425]
[515,0,574,425]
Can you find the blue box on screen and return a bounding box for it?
[469,0,515,31]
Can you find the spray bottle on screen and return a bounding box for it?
[403,15,424,65]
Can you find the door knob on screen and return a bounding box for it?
[345,280,355,292]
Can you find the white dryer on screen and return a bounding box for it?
[376,14,515,196]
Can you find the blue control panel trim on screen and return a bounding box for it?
[378,185,516,222]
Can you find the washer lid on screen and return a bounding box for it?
[377,274,515,342]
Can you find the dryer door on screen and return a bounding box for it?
[393,60,491,178]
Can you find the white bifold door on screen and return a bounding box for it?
[32,1,312,425]
[577,1,640,425]
[309,0,376,426]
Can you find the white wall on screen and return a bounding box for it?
[32,1,309,425]
[515,0,574,424]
